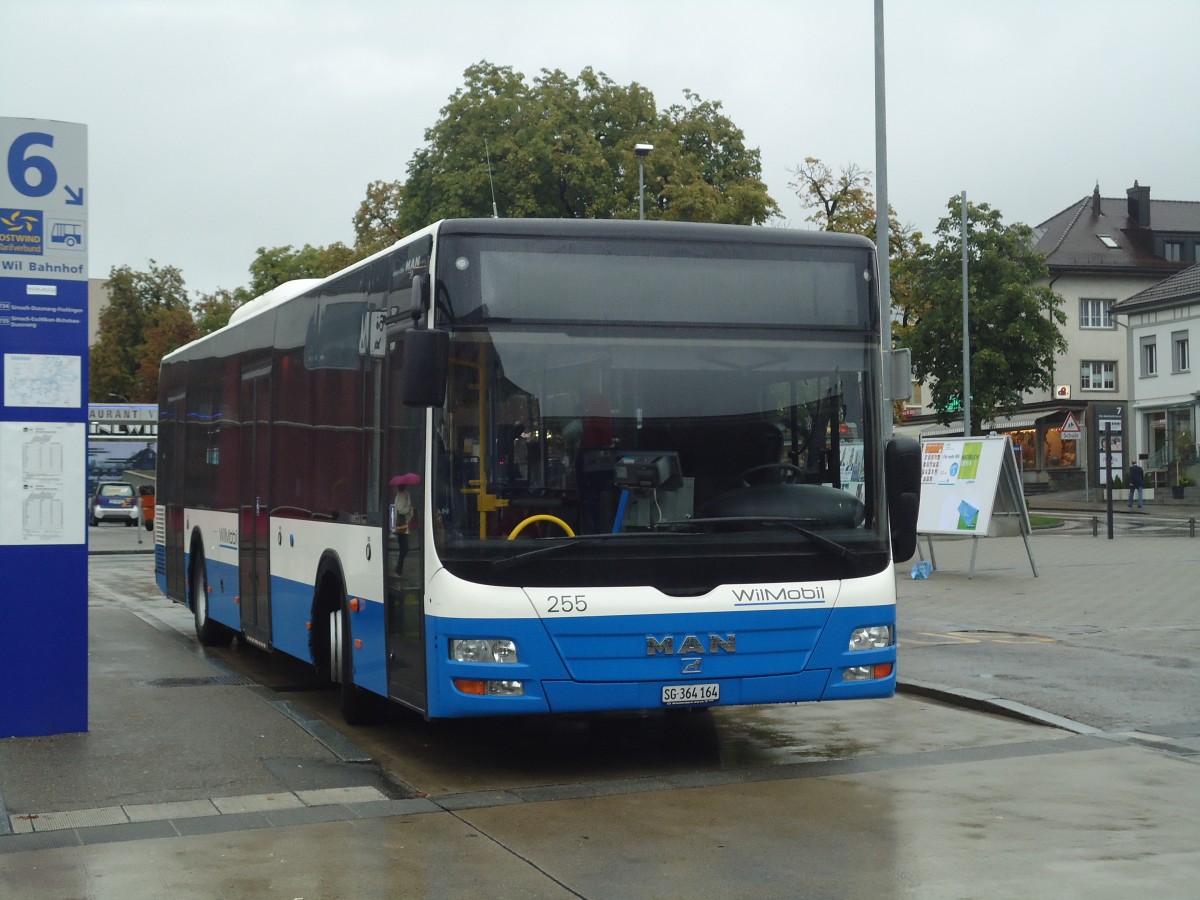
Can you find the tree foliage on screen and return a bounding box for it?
[89,261,192,402]
[905,198,1067,426]
[245,242,358,298]
[191,286,251,336]
[394,61,778,233]
[92,62,782,391]
[353,179,408,257]
[788,156,925,341]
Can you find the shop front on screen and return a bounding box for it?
[902,403,1111,494]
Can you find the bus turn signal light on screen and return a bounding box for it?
[843,663,894,682]
[453,678,525,697]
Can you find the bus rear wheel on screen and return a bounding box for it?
[192,551,233,647]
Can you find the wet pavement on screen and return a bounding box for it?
[0,508,1198,897]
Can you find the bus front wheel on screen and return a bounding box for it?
[329,603,372,725]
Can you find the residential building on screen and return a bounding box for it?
[902,182,1200,491]
[1025,181,1200,489]
[1111,263,1199,490]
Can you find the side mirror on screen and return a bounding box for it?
[886,348,913,401]
[402,328,449,408]
[409,274,428,320]
[885,436,921,562]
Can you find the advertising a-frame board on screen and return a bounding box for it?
[916,435,1037,578]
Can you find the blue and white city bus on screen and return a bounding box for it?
[156,219,920,723]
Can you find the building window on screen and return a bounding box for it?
[1141,336,1158,376]
[1079,298,1114,329]
[1097,234,1119,249]
[1080,360,1117,391]
[1174,331,1190,373]
[1164,241,1183,262]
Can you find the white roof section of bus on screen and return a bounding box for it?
[160,221,445,365]
[225,279,323,327]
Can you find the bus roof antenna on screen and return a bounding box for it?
[485,139,500,218]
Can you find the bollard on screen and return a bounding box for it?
[1092,516,1099,537]
[1191,517,1196,538]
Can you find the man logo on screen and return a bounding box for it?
[646,634,736,656]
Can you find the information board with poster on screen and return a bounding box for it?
[1096,414,1123,484]
[917,435,1037,577]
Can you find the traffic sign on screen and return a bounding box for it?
[1060,411,1082,437]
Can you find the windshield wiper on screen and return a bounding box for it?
[653,517,862,563]
[489,532,675,572]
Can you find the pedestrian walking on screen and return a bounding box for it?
[1128,458,1145,508]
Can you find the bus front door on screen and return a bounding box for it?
[239,365,272,649]
[380,333,427,710]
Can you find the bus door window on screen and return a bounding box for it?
[383,330,428,707]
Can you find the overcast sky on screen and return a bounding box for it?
[7,0,1199,297]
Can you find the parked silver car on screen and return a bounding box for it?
[91,481,139,526]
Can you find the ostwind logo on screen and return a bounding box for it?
[0,209,44,255]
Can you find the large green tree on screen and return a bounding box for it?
[392,61,778,233]
[94,63,781,370]
[90,261,192,402]
[906,198,1067,426]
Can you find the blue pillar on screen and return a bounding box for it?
[0,119,89,737]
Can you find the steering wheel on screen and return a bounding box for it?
[507,514,575,540]
[734,463,806,487]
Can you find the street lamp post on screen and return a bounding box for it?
[634,143,653,219]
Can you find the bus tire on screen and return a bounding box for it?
[192,550,233,647]
[332,602,372,726]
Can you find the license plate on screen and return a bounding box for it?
[661,683,719,705]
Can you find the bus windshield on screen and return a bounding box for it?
[431,233,886,593]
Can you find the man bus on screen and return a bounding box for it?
[156,219,919,723]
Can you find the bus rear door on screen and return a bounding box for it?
[239,363,272,648]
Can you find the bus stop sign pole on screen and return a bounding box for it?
[0,118,90,737]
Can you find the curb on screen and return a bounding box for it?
[897,678,1102,736]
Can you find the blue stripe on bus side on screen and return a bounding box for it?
[268,574,389,699]
[346,599,387,697]
[270,575,314,663]
[205,557,241,632]
[179,557,895,716]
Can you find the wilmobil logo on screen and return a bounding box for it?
[731,586,827,605]
[219,527,238,547]
[0,209,44,256]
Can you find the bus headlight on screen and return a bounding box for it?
[450,638,519,664]
[848,625,893,651]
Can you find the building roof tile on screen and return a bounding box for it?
[1112,262,1200,312]
[1034,187,1200,275]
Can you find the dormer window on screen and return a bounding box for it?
[1097,234,1119,249]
